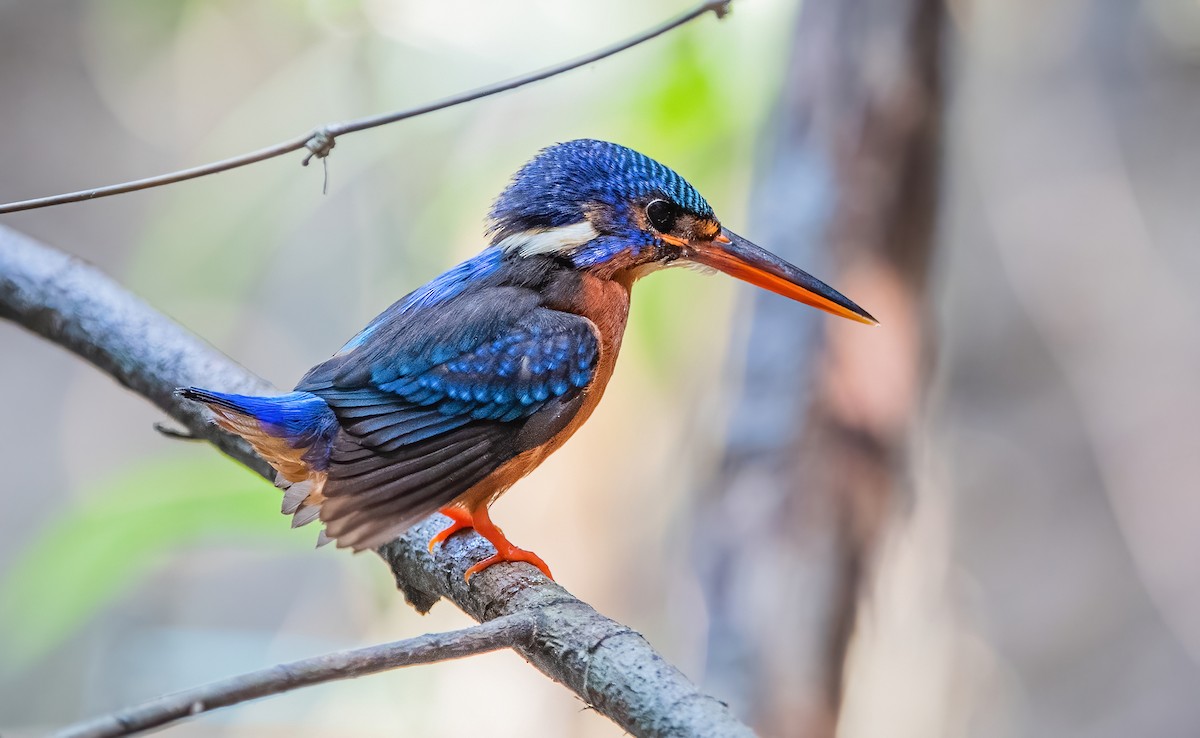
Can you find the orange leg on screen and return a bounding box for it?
[465,503,553,581]
[427,503,553,581]
[428,505,474,552]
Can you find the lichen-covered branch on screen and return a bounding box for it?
[0,224,753,738]
[55,614,535,738]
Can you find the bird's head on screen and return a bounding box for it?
[489,139,876,324]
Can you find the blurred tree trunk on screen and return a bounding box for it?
[691,0,944,734]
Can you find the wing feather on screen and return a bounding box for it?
[299,293,601,551]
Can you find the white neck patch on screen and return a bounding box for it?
[496,221,599,257]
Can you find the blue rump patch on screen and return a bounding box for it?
[183,388,338,460]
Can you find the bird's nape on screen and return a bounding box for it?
[687,228,878,325]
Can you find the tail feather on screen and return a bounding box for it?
[180,386,336,545]
[281,477,316,515]
[179,388,337,476]
[178,387,261,415]
[291,504,322,528]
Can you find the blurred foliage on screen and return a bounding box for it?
[611,27,790,380]
[0,452,301,673]
[621,34,745,380]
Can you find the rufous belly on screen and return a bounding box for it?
[454,273,632,510]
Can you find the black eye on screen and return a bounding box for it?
[646,199,678,233]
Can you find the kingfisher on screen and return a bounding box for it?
[181,139,875,580]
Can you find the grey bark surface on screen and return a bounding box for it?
[0,223,754,738]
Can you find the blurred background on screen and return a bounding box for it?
[1,0,1199,736]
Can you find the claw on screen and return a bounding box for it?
[426,502,554,581]
[428,505,474,552]
[465,546,553,581]
[465,502,554,581]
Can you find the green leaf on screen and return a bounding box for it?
[0,451,303,673]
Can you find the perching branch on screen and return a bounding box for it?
[0,0,731,215]
[0,223,753,737]
[55,614,536,738]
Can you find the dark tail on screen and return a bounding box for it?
[178,387,257,414]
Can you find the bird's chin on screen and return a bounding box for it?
[624,260,669,280]
[619,253,717,283]
[675,260,718,277]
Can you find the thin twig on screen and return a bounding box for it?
[0,224,754,737]
[54,614,535,738]
[152,422,199,440]
[0,0,732,215]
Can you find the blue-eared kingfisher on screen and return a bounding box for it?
[181,139,876,580]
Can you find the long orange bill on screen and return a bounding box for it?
[690,228,878,325]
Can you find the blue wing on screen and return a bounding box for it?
[294,288,600,549]
[301,303,599,451]
[385,311,597,406]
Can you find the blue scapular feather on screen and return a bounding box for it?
[293,274,602,456]
[363,310,599,429]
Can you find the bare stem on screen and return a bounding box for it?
[54,614,535,738]
[0,0,732,215]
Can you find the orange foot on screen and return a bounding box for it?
[428,505,474,552]
[427,503,554,581]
